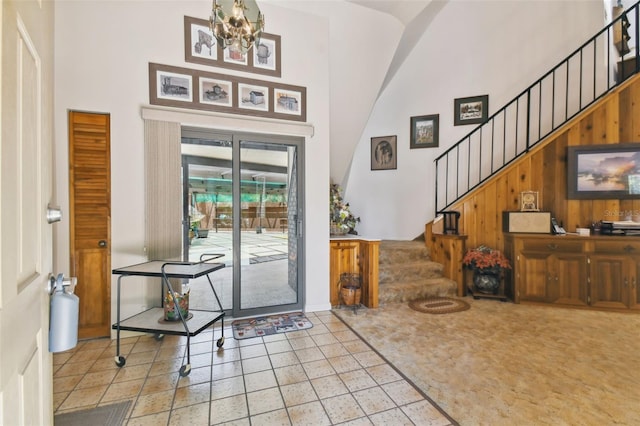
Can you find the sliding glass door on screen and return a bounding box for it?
[181,128,303,318]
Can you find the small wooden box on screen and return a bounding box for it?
[502,211,551,233]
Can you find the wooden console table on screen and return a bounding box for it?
[329,236,380,308]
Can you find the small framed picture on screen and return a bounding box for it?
[155,70,192,103]
[454,94,488,126]
[253,34,281,74]
[410,114,439,149]
[238,83,269,112]
[199,77,233,107]
[274,88,302,116]
[520,191,540,211]
[371,136,397,171]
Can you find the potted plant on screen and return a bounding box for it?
[330,183,360,235]
[462,245,511,294]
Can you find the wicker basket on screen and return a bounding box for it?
[340,286,362,305]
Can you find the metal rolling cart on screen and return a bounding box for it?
[111,254,226,377]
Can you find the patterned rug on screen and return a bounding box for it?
[408,297,470,314]
[232,312,313,339]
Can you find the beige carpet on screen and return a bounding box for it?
[333,298,640,425]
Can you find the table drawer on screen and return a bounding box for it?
[593,240,640,254]
[520,239,584,253]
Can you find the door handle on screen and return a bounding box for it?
[98,240,107,248]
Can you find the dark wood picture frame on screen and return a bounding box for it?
[149,63,306,122]
[567,143,640,199]
[184,16,281,77]
[454,94,488,126]
[371,136,397,171]
[410,114,439,149]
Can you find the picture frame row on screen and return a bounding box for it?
[149,62,306,122]
[184,16,281,78]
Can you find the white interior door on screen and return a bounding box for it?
[1,1,55,424]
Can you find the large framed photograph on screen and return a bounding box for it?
[371,136,397,171]
[410,114,439,149]
[567,143,640,199]
[454,95,488,126]
[184,16,281,77]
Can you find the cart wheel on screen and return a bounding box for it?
[216,337,225,348]
[154,333,164,341]
[114,356,126,367]
[179,364,191,377]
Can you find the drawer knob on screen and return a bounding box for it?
[624,245,636,253]
[547,244,558,250]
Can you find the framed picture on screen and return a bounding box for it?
[253,34,281,73]
[371,136,397,171]
[199,77,233,107]
[454,95,488,126]
[410,114,439,149]
[567,143,640,199]
[150,66,193,107]
[149,63,306,122]
[520,191,540,211]
[273,88,302,116]
[238,83,269,112]
[184,16,281,77]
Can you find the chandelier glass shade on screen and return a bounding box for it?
[209,0,264,54]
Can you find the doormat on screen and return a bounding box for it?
[54,400,131,426]
[232,312,313,339]
[408,297,470,314]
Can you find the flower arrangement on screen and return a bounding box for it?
[330,183,360,234]
[462,245,511,274]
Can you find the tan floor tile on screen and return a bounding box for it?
[321,393,365,423]
[169,402,209,426]
[53,351,74,366]
[352,386,396,415]
[318,343,349,358]
[400,399,451,426]
[301,359,335,379]
[342,340,371,354]
[212,347,241,364]
[310,333,339,346]
[154,345,186,361]
[188,352,214,369]
[310,375,348,400]
[327,354,360,373]
[244,369,277,392]
[57,384,108,410]
[250,408,291,425]
[75,369,118,389]
[265,339,293,354]
[353,350,385,368]
[131,389,175,417]
[262,333,287,342]
[209,394,249,424]
[211,375,245,399]
[306,323,330,336]
[294,347,324,363]
[53,374,83,392]
[52,391,69,412]
[212,360,243,380]
[189,340,214,355]
[242,354,272,374]
[54,361,93,378]
[382,380,424,406]
[125,350,158,366]
[247,387,285,415]
[274,364,307,386]
[288,336,316,350]
[287,400,331,426]
[240,343,268,359]
[269,351,300,368]
[127,411,170,426]
[89,357,121,372]
[67,348,106,363]
[113,363,152,383]
[148,358,183,377]
[176,365,211,388]
[172,382,210,409]
[141,374,179,395]
[368,407,413,425]
[339,369,377,392]
[101,378,145,402]
[365,364,402,385]
[331,329,359,343]
[280,381,317,407]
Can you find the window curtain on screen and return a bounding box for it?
[144,119,182,261]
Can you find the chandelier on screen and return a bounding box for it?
[209,0,265,54]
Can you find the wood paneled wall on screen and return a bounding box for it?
[427,73,640,259]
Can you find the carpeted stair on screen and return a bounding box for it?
[378,240,457,304]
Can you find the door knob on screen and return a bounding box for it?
[98,240,107,247]
[46,205,62,224]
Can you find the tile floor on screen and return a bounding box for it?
[53,311,455,425]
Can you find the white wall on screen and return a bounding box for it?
[346,0,605,240]
[54,1,332,318]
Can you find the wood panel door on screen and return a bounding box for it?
[69,111,111,338]
[329,241,360,306]
[1,0,55,423]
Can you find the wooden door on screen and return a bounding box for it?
[329,241,360,306]
[518,251,551,302]
[0,0,55,423]
[589,255,627,310]
[69,111,111,338]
